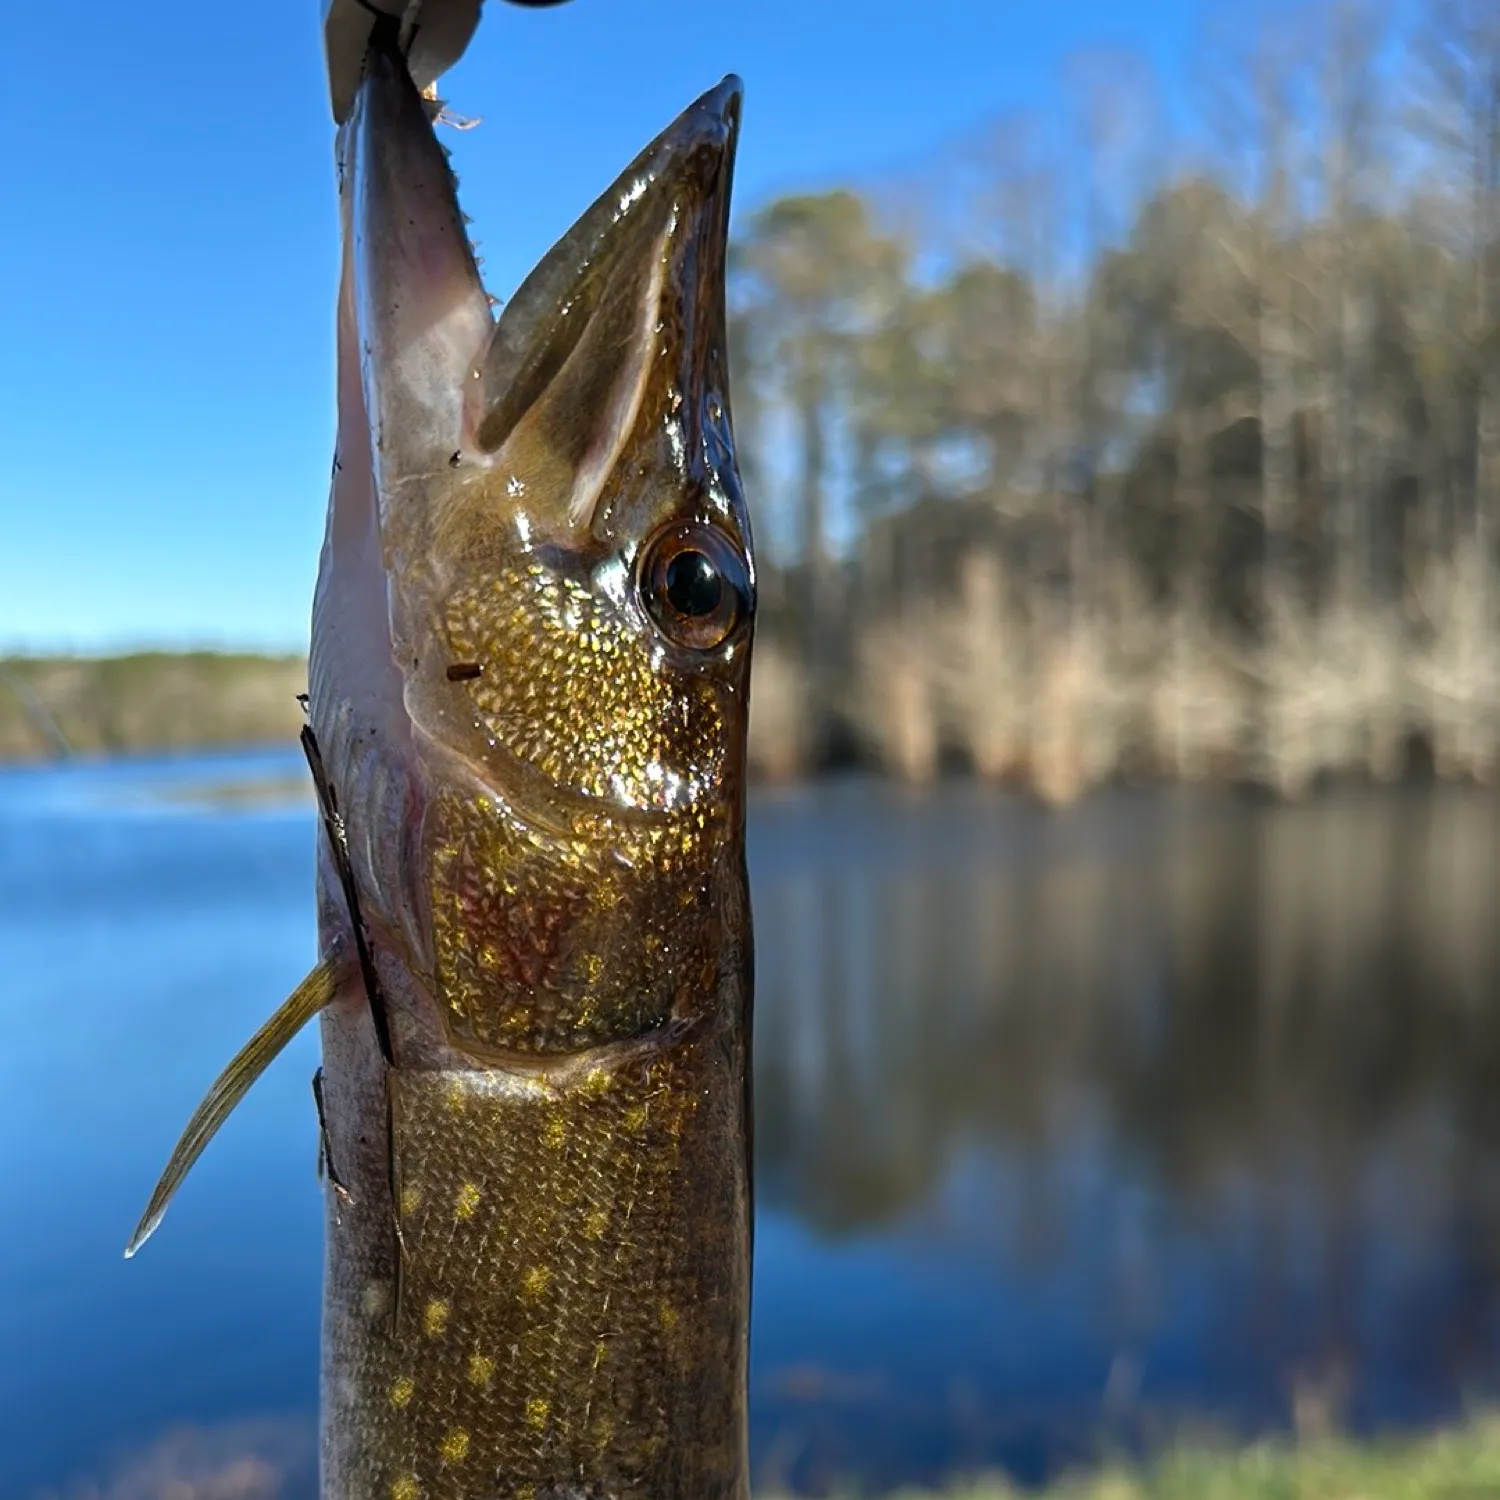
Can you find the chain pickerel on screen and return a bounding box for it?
[128,21,755,1500]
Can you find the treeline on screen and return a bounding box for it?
[748,782,1500,1487]
[9,0,1497,797]
[0,654,306,761]
[753,782,1500,1237]
[730,0,1500,800]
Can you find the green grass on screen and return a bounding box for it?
[761,1418,1500,1498]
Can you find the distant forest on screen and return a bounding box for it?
[6,0,1498,800]
[729,0,1500,799]
[0,655,305,762]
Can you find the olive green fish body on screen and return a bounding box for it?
[130,21,754,1500]
[318,976,750,1499]
[311,34,754,1495]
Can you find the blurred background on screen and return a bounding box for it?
[4,0,1500,1496]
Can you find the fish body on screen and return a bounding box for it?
[131,23,754,1500]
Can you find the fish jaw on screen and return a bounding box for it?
[346,25,494,510]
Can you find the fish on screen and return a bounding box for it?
[128,21,755,1500]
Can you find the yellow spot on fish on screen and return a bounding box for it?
[543,1116,568,1151]
[658,1301,680,1332]
[389,1376,415,1409]
[526,1396,551,1430]
[454,1182,481,1220]
[624,1104,649,1131]
[517,1487,537,1500]
[582,1068,611,1098]
[362,1281,390,1318]
[467,1352,496,1388]
[391,1475,420,1500]
[444,1079,467,1113]
[521,1265,553,1300]
[439,1428,470,1464]
[580,952,603,983]
[423,1299,450,1337]
[399,1185,423,1217]
[582,1209,609,1241]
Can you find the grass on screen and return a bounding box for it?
[761,1418,1500,1498]
[31,1415,1500,1497]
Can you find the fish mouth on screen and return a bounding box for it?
[344,29,743,540]
[458,73,745,550]
[472,74,744,473]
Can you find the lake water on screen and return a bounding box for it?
[5,750,1500,1498]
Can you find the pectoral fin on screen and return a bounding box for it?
[124,953,346,1258]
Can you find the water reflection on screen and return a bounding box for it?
[747,782,1500,1491]
[4,759,1500,1496]
[33,1417,315,1500]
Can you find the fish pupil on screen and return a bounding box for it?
[665,550,722,617]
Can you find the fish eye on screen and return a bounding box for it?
[638,522,751,651]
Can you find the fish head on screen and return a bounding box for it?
[416,77,753,821]
[327,41,753,1062]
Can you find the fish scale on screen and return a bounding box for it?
[318,1039,746,1498]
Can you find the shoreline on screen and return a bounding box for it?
[3,648,1495,807]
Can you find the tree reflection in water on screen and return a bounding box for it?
[747,781,1500,1492]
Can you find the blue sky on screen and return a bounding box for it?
[0,0,1204,654]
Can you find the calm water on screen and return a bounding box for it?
[5,751,1500,1497]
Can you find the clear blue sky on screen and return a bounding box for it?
[0,0,1203,655]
